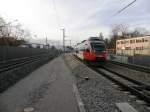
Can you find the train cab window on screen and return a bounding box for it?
[91,43,106,52]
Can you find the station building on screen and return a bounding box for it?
[116,35,150,56]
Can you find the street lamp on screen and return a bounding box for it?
[121,46,125,63]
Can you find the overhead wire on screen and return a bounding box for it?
[52,0,61,28]
[112,0,137,17]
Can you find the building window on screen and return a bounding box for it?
[130,40,135,44]
[136,46,143,50]
[125,47,131,50]
[136,39,141,43]
[144,39,148,42]
[121,41,123,44]
[117,47,120,50]
[139,39,142,42]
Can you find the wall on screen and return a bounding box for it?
[0,46,53,61]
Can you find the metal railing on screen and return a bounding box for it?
[107,48,150,67]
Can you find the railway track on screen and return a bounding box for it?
[92,67,150,104]
[0,54,49,73]
[73,55,150,105]
[109,61,150,74]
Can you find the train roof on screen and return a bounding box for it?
[88,37,103,41]
[81,40,86,43]
[76,37,105,46]
[90,41,105,44]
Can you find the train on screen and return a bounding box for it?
[75,37,107,64]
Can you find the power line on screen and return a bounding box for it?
[52,0,61,27]
[52,0,67,53]
[112,0,137,17]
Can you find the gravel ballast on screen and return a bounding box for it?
[64,54,150,112]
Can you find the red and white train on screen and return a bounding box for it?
[75,37,107,63]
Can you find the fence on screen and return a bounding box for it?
[107,48,150,67]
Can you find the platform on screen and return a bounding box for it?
[0,56,79,112]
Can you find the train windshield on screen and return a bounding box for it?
[91,43,106,52]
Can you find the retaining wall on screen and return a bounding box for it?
[0,46,55,61]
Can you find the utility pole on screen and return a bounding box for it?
[45,37,49,49]
[61,28,65,53]
[46,37,48,45]
[69,40,71,47]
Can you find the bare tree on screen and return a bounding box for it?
[106,24,129,49]
[99,32,104,40]
[111,24,129,38]
[0,16,29,46]
[130,27,149,37]
[106,24,150,49]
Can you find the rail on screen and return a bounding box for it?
[109,60,150,74]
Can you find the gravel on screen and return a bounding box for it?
[64,54,150,112]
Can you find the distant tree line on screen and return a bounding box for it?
[0,16,30,46]
[99,24,150,49]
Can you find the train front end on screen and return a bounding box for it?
[91,42,107,62]
[83,41,107,63]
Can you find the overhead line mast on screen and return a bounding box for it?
[61,28,66,53]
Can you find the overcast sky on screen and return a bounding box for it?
[0,0,150,44]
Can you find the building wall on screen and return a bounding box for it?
[116,36,150,56]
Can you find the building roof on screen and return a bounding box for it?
[117,35,150,41]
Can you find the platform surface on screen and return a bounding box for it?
[0,56,78,112]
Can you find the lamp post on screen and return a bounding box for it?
[121,46,125,63]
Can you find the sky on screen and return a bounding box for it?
[0,0,150,45]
